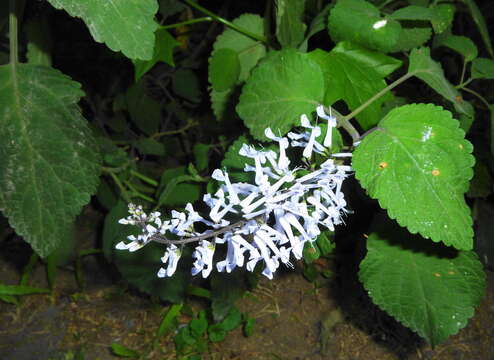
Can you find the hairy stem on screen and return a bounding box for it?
[182,0,267,43]
[344,72,414,123]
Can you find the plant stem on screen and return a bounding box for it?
[151,120,198,139]
[150,219,248,245]
[459,59,467,86]
[461,87,491,109]
[8,0,25,65]
[109,172,132,203]
[130,170,159,187]
[183,0,267,44]
[161,17,213,30]
[124,180,156,203]
[344,72,414,123]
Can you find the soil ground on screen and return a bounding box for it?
[1,206,493,360]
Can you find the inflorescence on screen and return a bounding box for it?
[117,106,353,279]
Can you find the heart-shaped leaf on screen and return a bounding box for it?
[237,49,324,140]
[353,104,474,250]
[360,223,485,346]
[47,0,158,60]
[0,64,101,257]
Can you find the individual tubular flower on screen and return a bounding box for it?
[117,105,354,280]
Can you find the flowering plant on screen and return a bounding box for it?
[117,106,352,279]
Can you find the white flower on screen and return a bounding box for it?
[118,104,354,280]
[157,245,182,277]
[191,240,216,278]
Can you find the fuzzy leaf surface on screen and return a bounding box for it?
[309,48,389,130]
[47,0,158,60]
[237,49,324,140]
[353,104,474,250]
[360,227,485,345]
[328,0,402,53]
[0,64,101,257]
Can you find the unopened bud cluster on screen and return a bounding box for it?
[117,106,352,279]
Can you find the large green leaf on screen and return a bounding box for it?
[103,200,190,303]
[125,78,162,135]
[408,47,473,120]
[390,27,432,52]
[353,104,474,250]
[390,5,438,21]
[471,58,494,80]
[209,14,266,120]
[275,0,307,48]
[332,42,402,78]
[209,48,240,92]
[211,14,266,84]
[429,4,454,34]
[359,223,485,346]
[133,28,180,81]
[435,35,478,62]
[0,64,100,257]
[308,48,390,130]
[47,0,158,60]
[328,0,402,53]
[237,49,324,140]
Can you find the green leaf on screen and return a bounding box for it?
[209,14,266,120]
[243,316,256,337]
[193,143,210,172]
[103,200,190,303]
[429,4,455,34]
[390,27,432,52]
[308,48,389,130]
[408,47,473,119]
[208,323,227,342]
[211,14,266,83]
[157,303,183,337]
[461,0,494,58]
[332,41,402,78]
[211,271,247,322]
[471,58,494,79]
[209,48,240,92]
[47,0,158,60]
[157,167,201,207]
[125,78,162,136]
[359,224,485,346]
[275,0,307,48]
[0,64,101,257]
[220,307,242,331]
[25,18,53,66]
[390,5,438,21]
[133,28,180,81]
[190,310,208,338]
[0,284,50,295]
[316,231,335,256]
[110,343,140,358]
[134,138,166,156]
[0,294,18,305]
[237,49,324,140]
[353,104,474,250]
[435,35,478,62]
[303,241,321,263]
[328,0,402,53]
[299,3,331,52]
[172,69,201,103]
